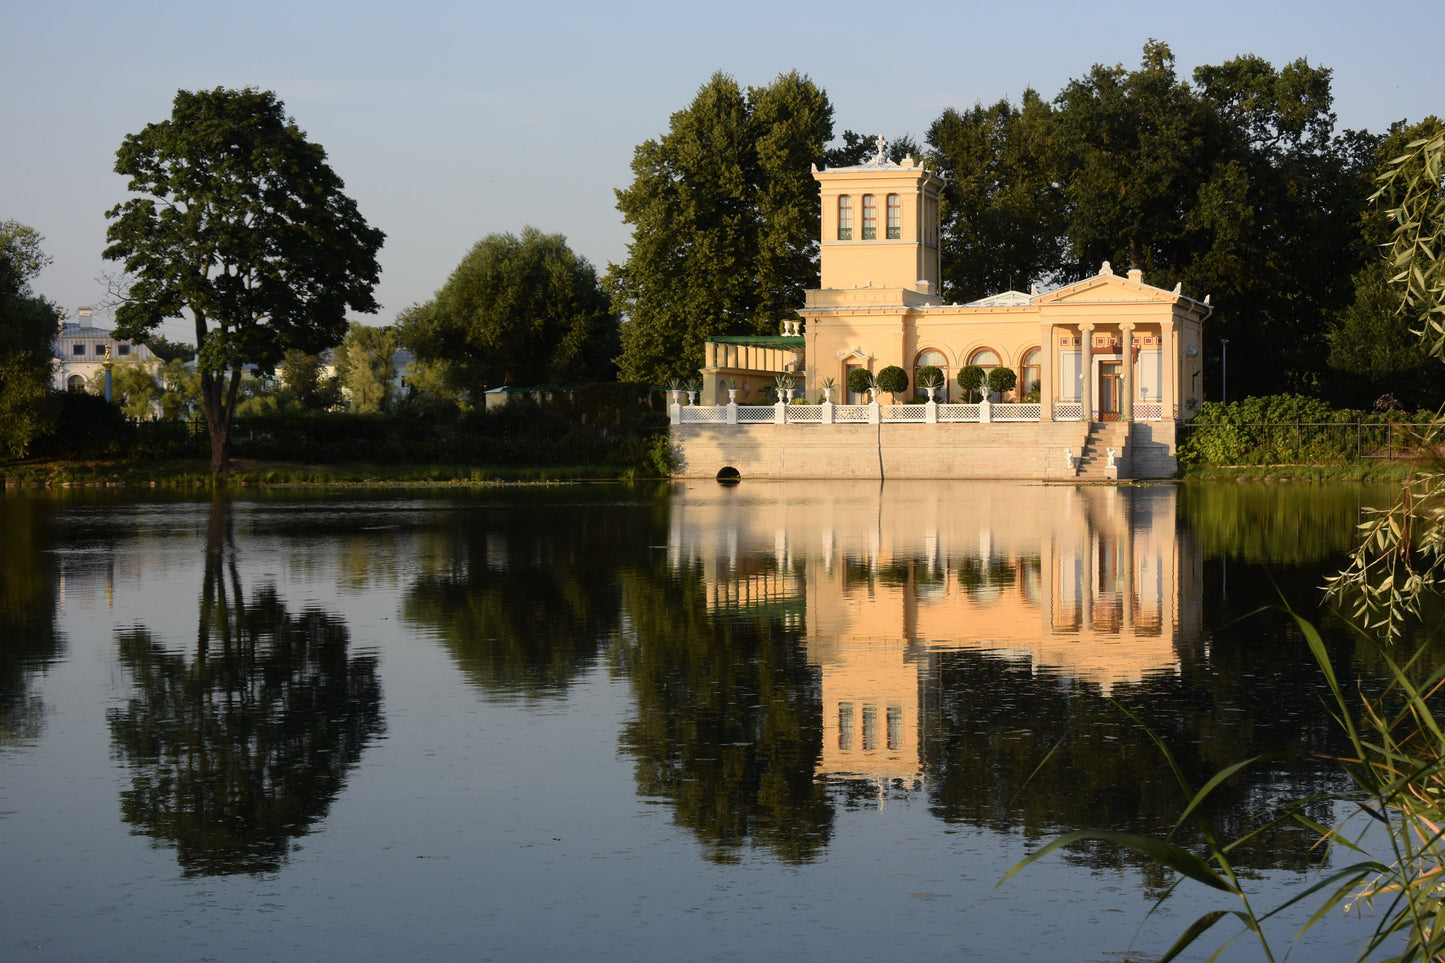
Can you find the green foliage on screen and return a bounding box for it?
[104,87,384,472]
[1326,128,1445,640]
[332,323,397,412]
[279,349,340,412]
[156,358,202,421]
[923,43,1372,398]
[915,366,944,391]
[143,335,196,364]
[845,367,875,397]
[399,227,617,396]
[110,360,162,421]
[874,365,908,401]
[1326,259,1443,410]
[1376,125,1445,358]
[1174,395,1429,469]
[987,366,1017,396]
[0,220,61,459]
[927,92,1067,303]
[610,71,833,383]
[956,364,985,402]
[644,434,679,476]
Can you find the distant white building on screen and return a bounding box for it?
[52,307,156,391]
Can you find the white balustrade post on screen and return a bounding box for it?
[868,400,881,424]
[978,398,992,424]
[821,400,834,424]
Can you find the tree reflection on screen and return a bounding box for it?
[922,633,1356,882]
[0,497,63,745]
[401,492,661,698]
[616,560,832,864]
[107,497,383,876]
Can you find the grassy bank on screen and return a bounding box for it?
[1,457,666,489]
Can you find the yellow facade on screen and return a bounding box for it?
[700,141,1210,423]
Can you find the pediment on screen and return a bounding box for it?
[1035,273,1177,305]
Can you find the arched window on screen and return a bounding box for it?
[861,195,877,239]
[66,374,86,392]
[969,348,1000,371]
[966,349,1000,402]
[837,196,852,240]
[1021,348,1041,400]
[914,349,949,401]
[886,194,901,239]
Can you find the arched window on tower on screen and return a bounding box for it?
[837,196,852,240]
[861,195,877,239]
[886,194,901,239]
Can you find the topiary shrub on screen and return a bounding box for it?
[957,365,984,402]
[987,366,1017,399]
[846,367,876,399]
[875,365,909,402]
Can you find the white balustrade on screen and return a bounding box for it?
[673,400,1166,428]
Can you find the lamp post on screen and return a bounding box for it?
[1220,338,1229,403]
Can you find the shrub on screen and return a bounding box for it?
[846,367,876,397]
[1174,394,1420,468]
[957,365,984,402]
[875,365,909,401]
[987,366,1017,397]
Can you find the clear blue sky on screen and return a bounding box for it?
[4,0,1440,341]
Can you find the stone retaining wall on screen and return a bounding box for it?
[673,422,1111,480]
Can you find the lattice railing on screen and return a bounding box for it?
[1053,403,1083,421]
[737,406,776,423]
[993,404,1041,422]
[787,405,823,423]
[939,404,979,422]
[679,406,727,424]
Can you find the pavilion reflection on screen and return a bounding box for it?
[666,480,1202,784]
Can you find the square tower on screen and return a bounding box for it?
[813,139,945,295]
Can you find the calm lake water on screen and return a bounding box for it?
[0,480,1420,961]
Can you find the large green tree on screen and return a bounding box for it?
[1189,53,1374,397]
[609,71,834,383]
[927,92,1067,303]
[927,43,1372,398]
[104,87,385,472]
[399,227,616,396]
[0,220,62,459]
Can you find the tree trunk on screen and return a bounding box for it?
[200,369,242,474]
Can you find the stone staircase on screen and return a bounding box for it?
[1074,422,1130,480]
